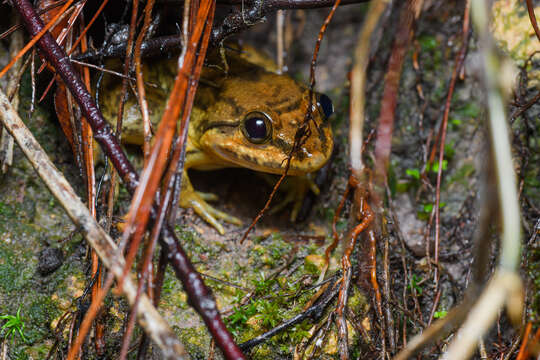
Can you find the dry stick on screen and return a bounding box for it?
[359,4,421,354]
[381,219,396,352]
[0,0,69,40]
[511,90,540,119]
[441,2,523,357]
[117,10,213,346]
[347,1,388,357]
[118,0,213,260]
[134,0,157,165]
[430,3,470,317]
[308,313,335,359]
[0,89,188,360]
[109,0,141,238]
[66,0,110,58]
[118,1,158,357]
[349,0,388,175]
[36,1,85,75]
[395,0,524,358]
[393,155,498,359]
[71,0,371,62]
[239,279,341,351]
[367,227,386,357]
[1,18,24,174]
[124,2,214,358]
[11,1,244,358]
[318,180,352,283]
[77,17,104,355]
[105,0,142,238]
[0,0,74,79]
[276,9,285,73]
[525,0,540,42]
[211,0,369,46]
[336,199,374,360]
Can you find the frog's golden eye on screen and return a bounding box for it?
[242,111,272,144]
[317,93,334,120]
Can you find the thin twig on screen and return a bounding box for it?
[0,88,188,360]
[11,1,245,357]
[525,0,540,42]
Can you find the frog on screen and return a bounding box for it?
[99,46,334,234]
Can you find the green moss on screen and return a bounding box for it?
[0,245,32,293]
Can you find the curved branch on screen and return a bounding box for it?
[0,89,188,360]
[10,1,245,358]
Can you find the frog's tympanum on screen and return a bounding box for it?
[100,46,334,234]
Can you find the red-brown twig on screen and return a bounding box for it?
[240,0,342,242]
[429,0,470,324]
[319,179,352,282]
[373,0,422,182]
[11,1,244,357]
[118,0,214,265]
[525,0,540,42]
[0,0,74,79]
[78,16,103,356]
[336,185,373,359]
[516,322,533,360]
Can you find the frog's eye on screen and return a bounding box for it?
[242,112,272,144]
[317,93,334,119]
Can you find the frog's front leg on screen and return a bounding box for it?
[179,170,242,234]
[264,174,320,221]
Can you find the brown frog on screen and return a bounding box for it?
[100,46,334,234]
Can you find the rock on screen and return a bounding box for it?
[304,254,326,274]
[37,247,63,276]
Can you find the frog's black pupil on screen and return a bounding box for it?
[245,117,267,140]
[318,93,334,119]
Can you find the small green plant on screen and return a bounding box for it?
[405,168,421,180]
[426,159,448,173]
[417,202,446,220]
[434,310,448,319]
[408,274,424,295]
[253,273,276,295]
[0,307,28,344]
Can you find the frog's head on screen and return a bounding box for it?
[197,67,334,176]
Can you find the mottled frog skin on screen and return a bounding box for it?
[100,47,334,234]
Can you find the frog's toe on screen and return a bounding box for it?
[205,206,243,226]
[196,191,219,202]
[290,197,303,222]
[185,193,243,233]
[269,192,295,216]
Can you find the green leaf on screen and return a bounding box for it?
[434,310,448,319]
[430,160,448,173]
[406,168,421,180]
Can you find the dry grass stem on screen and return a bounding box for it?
[0,88,188,360]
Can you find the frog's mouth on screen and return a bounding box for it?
[200,126,333,176]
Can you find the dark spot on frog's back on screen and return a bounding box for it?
[220,96,245,118]
[273,137,294,154]
[273,98,302,114]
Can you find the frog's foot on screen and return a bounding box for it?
[268,175,320,222]
[196,191,219,202]
[181,191,242,234]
